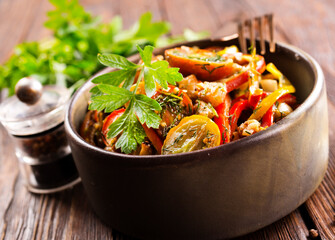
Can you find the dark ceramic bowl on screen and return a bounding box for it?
[65,37,329,239]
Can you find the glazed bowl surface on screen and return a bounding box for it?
[65,38,329,239]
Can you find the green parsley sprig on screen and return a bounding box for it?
[89,45,183,153]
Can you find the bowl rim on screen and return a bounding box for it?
[65,38,325,164]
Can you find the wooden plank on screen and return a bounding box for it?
[162,0,219,35]
[0,0,44,63]
[303,101,335,240]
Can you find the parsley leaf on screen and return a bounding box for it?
[89,84,133,112]
[138,45,182,97]
[106,99,146,154]
[137,45,154,65]
[92,69,137,89]
[97,53,138,70]
[89,45,183,153]
[134,94,162,128]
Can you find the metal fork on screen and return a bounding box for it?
[238,14,275,55]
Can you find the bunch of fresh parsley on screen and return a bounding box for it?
[0,0,207,96]
[89,45,183,153]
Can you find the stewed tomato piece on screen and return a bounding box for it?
[162,115,220,154]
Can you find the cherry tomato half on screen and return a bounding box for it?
[162,115,220,155]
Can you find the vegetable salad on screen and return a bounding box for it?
[80,45,297,155]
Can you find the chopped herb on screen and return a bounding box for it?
[190,128,198,137]
[195,64,225,74]
[253,105,262,114]
[196,100,201,112]
[162,147,172,153]
[221,124,229,142]
[155,93,183,115]
[174,134,184,144]
[210,104,219,118]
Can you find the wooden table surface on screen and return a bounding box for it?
[1,0,335,239]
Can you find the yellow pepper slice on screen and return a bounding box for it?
[248,85,296,121]
[266,63,293,88]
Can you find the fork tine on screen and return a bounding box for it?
[237,14,275,55]
[238,21,247,54]
[246,19,255,51]
[266,13,275,52]
[256,16,266,55]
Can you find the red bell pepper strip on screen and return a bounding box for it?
[225,55,266,93]
[249,85,296,121]
[142,123,163,154]
[249,92,268,110]
[102,108,126,146]
[214,95,232,144]
[277,93,297,106]
[231,94,248,106]
[225,71,249,93]
[261,105,275,128]
[229,100,250,134]
[182,92,193,114]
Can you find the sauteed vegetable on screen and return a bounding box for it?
[80,45,297,155]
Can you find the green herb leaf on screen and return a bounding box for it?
[89,84,133,112]
[89,85,103,97]
[97,53,138,70]
[148,60,183,89]
[137,45,154,66]
[107,100,146,154]
[143,67,157,97]
[92,68,137,89]
[134,94,162,128]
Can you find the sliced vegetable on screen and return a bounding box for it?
[142,124,163,154]
[247,52,263,109]
[213,95,232,144]
[165,46,243,81]
[274,102,293,121]
[249,91,267,110]
[80,110,104,146]
[261,105,275,127]
[224,55,266,92]
[162,115,220,154]
[260,79,278,92]
[225,71,249,93]
[266,63,293,88]
[277,93,297,106]
[102,108,126,145]
[231,93,248,105]
[249,85,296,121]
[228,100,250,134]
